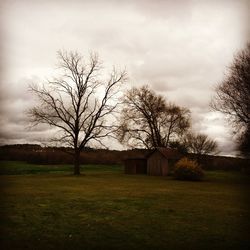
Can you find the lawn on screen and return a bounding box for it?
[0,161,249,250]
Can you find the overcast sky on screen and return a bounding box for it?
[0,0,249,155]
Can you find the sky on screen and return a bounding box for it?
[0,0,249,155]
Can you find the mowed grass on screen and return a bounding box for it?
[0,161,249,250]
[0,161,121,175]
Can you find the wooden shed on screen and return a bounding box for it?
[147,148,181,176]
[124,158,147,174]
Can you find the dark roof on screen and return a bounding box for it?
[147,147,181,159]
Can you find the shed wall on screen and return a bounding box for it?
[124,159,147,174]
[147,151,169,176]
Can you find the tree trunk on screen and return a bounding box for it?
[74,149,81,175]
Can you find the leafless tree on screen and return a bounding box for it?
[117,85,190,149]
[28,50,127,175]
[183,132,218,157]
[211,43,250,154]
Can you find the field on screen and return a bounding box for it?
[0,161,249,250]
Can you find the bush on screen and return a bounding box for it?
[173,157,204,181]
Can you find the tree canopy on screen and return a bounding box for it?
[211,43,250,155]
[117,85,190,149]
[29,51,127,174]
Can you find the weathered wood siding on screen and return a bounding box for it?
[147,151,169,176]
[124,159,147,174]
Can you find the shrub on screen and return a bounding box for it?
[173,157,204,181]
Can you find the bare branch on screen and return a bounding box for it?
[117,85,190,149]
[211,43,250,155]
[28,50,127,174]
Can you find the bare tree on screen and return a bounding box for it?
[183,132,218,157]
[117,85,190,149]
[211,43,250,155]
[28,51,127,175]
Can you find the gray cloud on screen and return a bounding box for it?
[0,0,249,155]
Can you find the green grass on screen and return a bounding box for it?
[0,161,249,250]
[0,161,121,175]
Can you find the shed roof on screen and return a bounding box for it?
[147,147,181,159]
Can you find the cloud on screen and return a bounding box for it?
[0,0,249,155]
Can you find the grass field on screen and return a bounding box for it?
[0,161,249,250]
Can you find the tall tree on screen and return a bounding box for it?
[28,51,127,175]
[211,43,250,155]
[117,85,190,149]
[183,132,218,156]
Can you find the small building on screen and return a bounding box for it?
[147,148,181,176]
[124,148,181,176]
[124,158,147,174]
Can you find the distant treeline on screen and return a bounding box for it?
[0,144,249,172]
[0,144,149,165]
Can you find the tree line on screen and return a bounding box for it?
[29,44,250,174]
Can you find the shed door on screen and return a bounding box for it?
[161,159,168,176]
[156,158,162,175]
